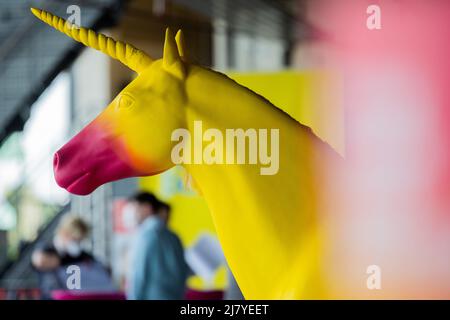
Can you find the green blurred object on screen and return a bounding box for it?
[0,133,23,160]
[0,200,17,231]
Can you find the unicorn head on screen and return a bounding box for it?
[32,8,189,195]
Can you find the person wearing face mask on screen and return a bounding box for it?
[126,192,189,300]
[31,214,94,298]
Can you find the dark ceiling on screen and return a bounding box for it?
[0,0,303,145]
[0,0,122,145]
[172,0,302,40]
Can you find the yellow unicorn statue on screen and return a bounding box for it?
[32,8,342,299]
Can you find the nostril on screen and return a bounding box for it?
[53,152,59,170]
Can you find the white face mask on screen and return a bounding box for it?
[123,202,139,230]
[53,235,82,257]
[65,241,82,257]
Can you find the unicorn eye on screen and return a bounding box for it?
[118,94,135,109]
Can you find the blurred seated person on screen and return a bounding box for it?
[32,214,93,271]
[32,214,106,299]
[127,192,189,300]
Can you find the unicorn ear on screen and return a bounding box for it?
[175,29,188,62]
[163,28,185,79]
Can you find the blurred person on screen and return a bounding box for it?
[32,214,111,299]
[127,192,188,300]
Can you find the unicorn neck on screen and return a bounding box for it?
[180,64,328,298]
[184,65,297,129]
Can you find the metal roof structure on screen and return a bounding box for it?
[0,0,303,145]
[172,0,300,40]
[0,0,123,145]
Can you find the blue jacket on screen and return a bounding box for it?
[127,216,188,300]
